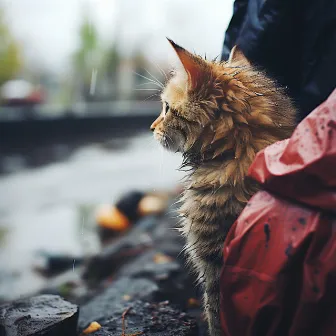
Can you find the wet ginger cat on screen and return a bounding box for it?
[150,39,296,336]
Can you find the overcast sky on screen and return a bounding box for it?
[2,0,234,73]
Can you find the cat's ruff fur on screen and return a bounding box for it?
[151,38,296,336]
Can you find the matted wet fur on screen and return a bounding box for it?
[150,39,296,336]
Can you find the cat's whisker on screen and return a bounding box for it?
[136,81,162,89]
[132,71,164,89]
[149,59,169,82]
[156,65,168,83]
[144,67,164,88]
[143,93,159,101]
[134,88,161,91]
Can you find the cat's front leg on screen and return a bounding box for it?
[204,264,222,336]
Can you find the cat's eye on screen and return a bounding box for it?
[165,102,169,115]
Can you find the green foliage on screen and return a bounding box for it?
[72,13,125,101]
[0,8,22,85]
[74,17,98,67]
[73,16,100,82]
[72,15,102,100]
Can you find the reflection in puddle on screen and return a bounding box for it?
[0,136,132,175]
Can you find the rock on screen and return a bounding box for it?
[118,250,180,279]
[78,277,158,329]
[84,209,185,282]
[78,202,201,335]
[78,277,197,336]
[117,251,193,307]
[0,294,78,336]
[84,203,185,282]
[80,300,198,336]
[84,216,158,281]
[38,268,86,301]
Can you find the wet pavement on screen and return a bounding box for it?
[0,133,183,301]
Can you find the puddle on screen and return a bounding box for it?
[0,133,183,300]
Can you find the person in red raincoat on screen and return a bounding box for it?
[220,89,336,336]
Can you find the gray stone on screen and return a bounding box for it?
[78,205,201,335]
[78,276,198,336]
[78,277,158,329]
[117,250,193,308]
[81,300,198,336]
[84,216,159,281]
[118,250,180,279]
[0,295,78,336]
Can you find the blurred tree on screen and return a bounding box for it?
[74,16,99,68]
[73,15,101,101]
[101,44,120,99]
[0,7,22,86]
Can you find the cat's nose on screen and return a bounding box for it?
[150,120,158,132]
[150,115,163,132]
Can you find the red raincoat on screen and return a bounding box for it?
[220,89,336,336]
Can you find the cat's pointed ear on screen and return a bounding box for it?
[167,38,203,89]
[228,45,250,65]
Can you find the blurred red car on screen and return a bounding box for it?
[0,79,45,107]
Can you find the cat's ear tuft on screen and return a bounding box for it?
[167,38,203,89]
[228,45,250,65]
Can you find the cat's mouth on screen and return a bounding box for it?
[154,131,183,153]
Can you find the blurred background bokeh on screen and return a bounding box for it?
[0,0,233,302]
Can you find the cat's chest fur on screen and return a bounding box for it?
[178,166,243,275]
